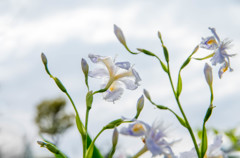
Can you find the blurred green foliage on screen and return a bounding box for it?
[35,97,74,145]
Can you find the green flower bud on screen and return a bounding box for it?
[53,77,67,93]
[86,91,93,109]
[81,58,89,77]
[37,141,46,147]
[158,31,164,45]
[137,48,155,56]
[41,53,48,66]
[46,144,59,154]
[143,89,151,101]
[105,119,123,129]
[135,95,144,119]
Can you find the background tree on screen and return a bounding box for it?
[35,97,74,145]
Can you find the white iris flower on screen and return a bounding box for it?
[179,136,225,158]
[88,54,141,102]
[200,27,235,78]
[120,121,176,157]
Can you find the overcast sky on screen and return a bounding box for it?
[0,0,240,157]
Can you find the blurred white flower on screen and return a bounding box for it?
[88,54,141,102]
[179,135,225,158]
[200,27,235,78]
[120,120,176,157]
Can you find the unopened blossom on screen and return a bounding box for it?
[179,135,225,158]
[204,63,213,87]
[88,54,141,102]
[200,27,235,78]
[120,120,176,157]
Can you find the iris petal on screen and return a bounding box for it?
[119,78,138,90]
[115,62,131,70]
[102,81,124,102]
[88,68,109,78]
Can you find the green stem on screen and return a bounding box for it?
[93,78,114,95]
[65,92,86,158]
[166,63,200,158]
[132,145,148,158]
[84,106,91,156]
[88,128,106,157]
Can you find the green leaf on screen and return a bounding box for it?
[75,115,86,138]
[200,126,208,158]
[87,135,104,158]
[193,53,214,60]
[86,143,94,158]
[176,73,182,97]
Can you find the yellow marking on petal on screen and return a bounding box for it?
[109,86,114,91]
[207,39,217,45]
[132,123,145,133]
[222,66,228,72]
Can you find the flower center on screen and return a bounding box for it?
[109,86,115,92]
[207,39,217,45]
[132,123,145,133]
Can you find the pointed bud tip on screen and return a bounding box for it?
[204,63,213,87]
[137,95,144,109]
[143,89,151,100]
[81,58,89,74]
[112,128,119,147]
[113,24,126,46]
[41,53,48,65]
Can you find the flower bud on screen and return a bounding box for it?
[53,77,67,93]
[204,63,213,87]
[105,119,124,129]
[86,91,93,109]
[112,128,119,148]
[41,53,48,66]
[114,24,126,46]
[137,48,155,56]
[135,95,144,119]
[37,141,46,147]
[143,89,151,101]
[81,58,89,77]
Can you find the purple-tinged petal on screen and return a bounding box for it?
[115,62,131,70]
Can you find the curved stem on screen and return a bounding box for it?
[84,106,91,156]
[65,92,86,157]
[166,64,200,157]
[132,145,148,158]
